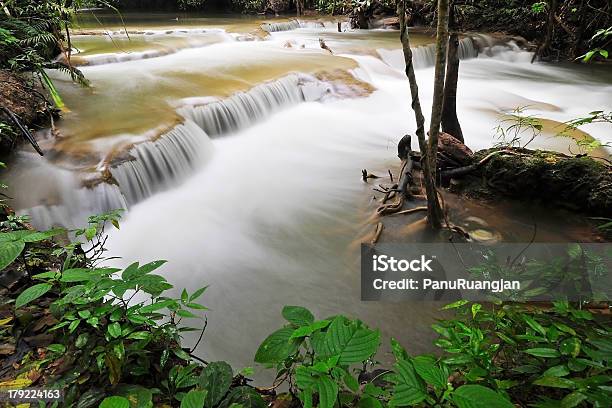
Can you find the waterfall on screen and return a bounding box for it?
[178,75,331,136]
[109,120,214,205]
[377,36,481,70]
[261,20,302,33]
[22,183,128,231]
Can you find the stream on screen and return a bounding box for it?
[4,12,612,379]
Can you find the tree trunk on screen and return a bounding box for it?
[296,0,304,16]
[398,0,442,229]
[441,4,463,143]
[425,0,450,228]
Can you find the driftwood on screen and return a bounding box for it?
[1,106,44,156]
[377,136,418,215]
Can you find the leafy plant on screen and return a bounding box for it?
[494,106,543,149]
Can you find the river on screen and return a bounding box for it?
[4,12,612,379]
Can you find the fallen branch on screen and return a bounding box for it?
[1,106,44,156]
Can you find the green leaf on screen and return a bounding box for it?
[412,356,447,389]
[441,300,469,310]
[48,343,66,354]
[100,396,130,408]
[139,299,176,314]
[254,327,300,364]
[452,385,513,408]
[359,395,382,408]
[60,268,94,282]
[186,302,208,310]
[560,391,587,408]
[290,319,331,339]
[560,338,581,358]
[543,365,570,377]
[344,370,360,392]
[181,289,188,303]
[0,240,25,271]
[282,305,315,327]
[199,361,233,408]
[21,228,64,243]
[189,286,209,301]
[218,387,266,408]
[522,314,547,337]
[15,283,52,308]
[85,226,97,241]
[324,316,380,365]
[533,376,576,389]
[316,375,338,408]
[177,309,199,319]
[525,348,560,358]
[390,359,427,406]
[181,390,208,408]
[108,322,122,338]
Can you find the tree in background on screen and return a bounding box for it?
[441,1,463,142]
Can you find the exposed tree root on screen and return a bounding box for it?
[371,222,384,244]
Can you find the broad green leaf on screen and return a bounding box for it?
[316,375,338,408]
[559,338,581,357]
[218,386,266,408]
[100,396,130,408]
[412,356,447,389]
[560,391,587,408]
[390,359,427,406]
[108,322,122,338]
[15,283,52,308]
[282,305,315,327]
[121,262,140,280]
[344,369,360,392]
[324,316,380,365]
[21,228,64,243]
[181,390,208,408]
[290,319,331,339]
[525,348,560,358]
[533,376,576,389]
[60,268,94,283]
[0,240,25,271]
[254,327,300,364]
[452,385,513,408]
[199,361,233,408]
[359,395,382,408]
[543,365,570,377]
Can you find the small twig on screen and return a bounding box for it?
[388,169,394,182]
[190,315,208,353]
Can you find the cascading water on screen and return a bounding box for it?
[109,120,214,205]
[177,75,331,136]
[261,20,302,33]
[377,36,480,70]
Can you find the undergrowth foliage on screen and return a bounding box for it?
[255,302,611,408]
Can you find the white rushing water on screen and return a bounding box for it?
[5,18,611,376]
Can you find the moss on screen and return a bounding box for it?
[456,148,612,216]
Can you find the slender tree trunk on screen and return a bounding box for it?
[441,32,462,141]
[441,3,463,142]
[398,0,442,229]
[425,0,450,228]
[296,0,304,16]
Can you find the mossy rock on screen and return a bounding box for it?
[455,148,612,215]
